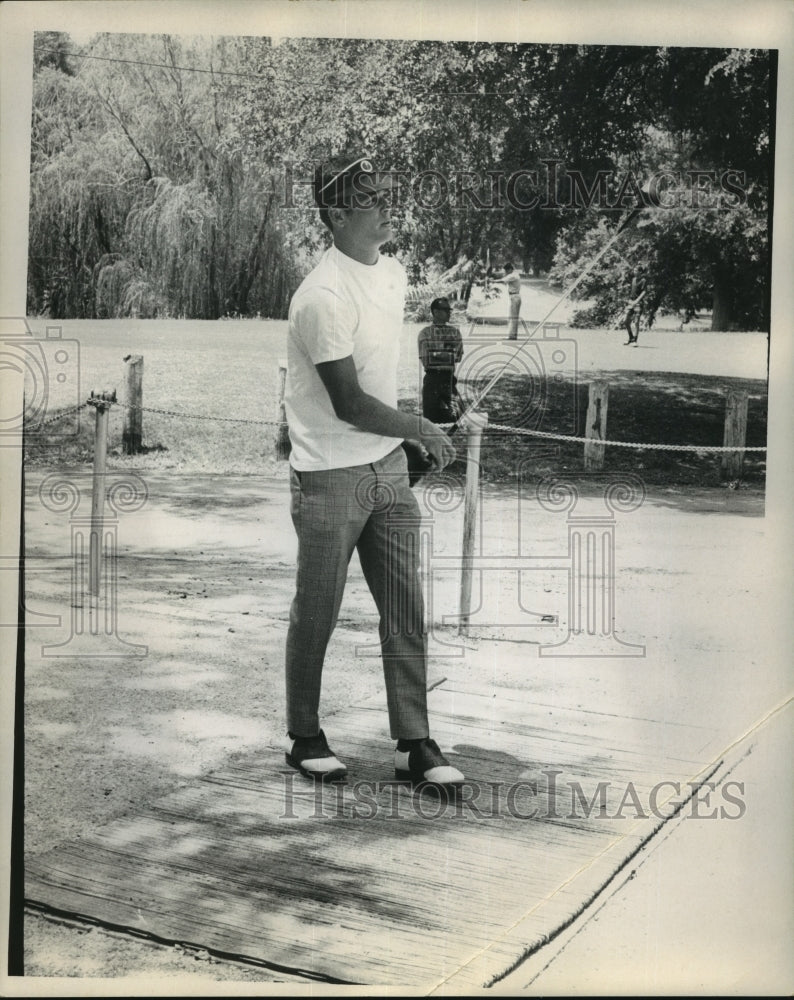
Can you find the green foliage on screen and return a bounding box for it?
[549,70,772,334]
[28,34,772,328]
[29,32,296,319]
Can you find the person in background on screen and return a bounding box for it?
[495,262,522,340]
[417,296,464,424]
[623,264,647,345]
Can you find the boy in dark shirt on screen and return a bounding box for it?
[417,297,464,423]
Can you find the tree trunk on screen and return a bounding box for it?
[234,191,274,314]
[711,267,733,331]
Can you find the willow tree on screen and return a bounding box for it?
[28,68,135,317]
[29,31,299,318]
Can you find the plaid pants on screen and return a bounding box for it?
[508,293,522,339]
[285,445,429,740]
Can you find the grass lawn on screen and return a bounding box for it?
[437,369,768,488]
[22,319,767,490]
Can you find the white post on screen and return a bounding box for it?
[458,411,488,634]
[274,358,290,460]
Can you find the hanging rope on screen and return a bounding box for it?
[27,401,765,453]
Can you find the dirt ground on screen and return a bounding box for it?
[15,464,791,990]
[6,316,792,992]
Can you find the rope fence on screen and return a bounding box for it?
[29,398,766,453]
[116,400,279,426]
[23,354,767,637]
[479,423,767,453]
[34,402,92,428]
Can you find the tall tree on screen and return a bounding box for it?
[547,47,773,330]
[28,32,299,318]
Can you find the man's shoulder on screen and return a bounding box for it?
[291,252,345,307]
[290,283,346,323]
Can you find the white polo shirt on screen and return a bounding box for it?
[285,244,408,471]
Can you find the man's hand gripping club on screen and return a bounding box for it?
[316,355,456,472]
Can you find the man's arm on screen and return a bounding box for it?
[316,356,456,469]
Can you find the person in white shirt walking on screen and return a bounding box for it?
[495,262,522,340]
[283,152,464,791]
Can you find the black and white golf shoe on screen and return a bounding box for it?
[394,737,464,789]
[286,729,347,782]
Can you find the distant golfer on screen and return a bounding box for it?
[417,296,463,423]
[495,262,522,340]
[623,265,647,345]
[282,151,463,791]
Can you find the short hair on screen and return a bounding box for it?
[314,152,375,231]
[504,262,514,271]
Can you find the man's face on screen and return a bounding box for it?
[340,174,394,249]
[432,307,451,325]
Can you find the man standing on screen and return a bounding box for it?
[417,296,464,424]
[495,262,522,340]
[623,264,647,345]
[283,152,463,790]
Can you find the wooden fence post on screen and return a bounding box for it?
[88,391,114,598]
[584,380,609,471]
[122,354,143,454]
[722,389,748,481]
[275,359,290,460]
[458,411,488,635]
